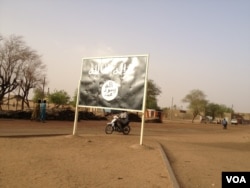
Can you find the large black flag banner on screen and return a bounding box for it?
[78,55,148,112]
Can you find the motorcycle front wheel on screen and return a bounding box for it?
[122,125,131,135]
[105,125,114,134]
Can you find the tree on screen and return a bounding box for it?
[0,35,27,109]
[0,34,47,110]
[32,88,44,103]
[146,79,161,110]
[48,90,70,108]
[205,103,220,119]
[19,54,47,109]
[206,103,233,118]
[182,89,208,122]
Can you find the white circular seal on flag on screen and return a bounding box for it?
[101,80,118,101]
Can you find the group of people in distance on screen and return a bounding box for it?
[31,100,46,123]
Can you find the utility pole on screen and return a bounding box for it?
[171,97,174,120]
[42,77,45,99]
[231,104,234,118]
[47,87,50,107]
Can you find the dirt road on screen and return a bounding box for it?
[0,119,249,188]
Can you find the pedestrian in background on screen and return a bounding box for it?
[31,99,41,121]
[40,100,46,123]
[222,118,227,129]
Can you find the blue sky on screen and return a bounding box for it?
[1,0,250,112]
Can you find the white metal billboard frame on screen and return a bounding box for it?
[73,54,149,145]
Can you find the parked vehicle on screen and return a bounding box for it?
[200,116,212,124]
[211,119,221,124]
[231,119,238,125]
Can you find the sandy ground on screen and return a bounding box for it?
[0,119,250,188]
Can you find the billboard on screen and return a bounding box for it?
[78,55,149,112]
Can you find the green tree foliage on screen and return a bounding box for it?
[146,79,161,110]
[48,90,70,108]
[205,103,233,119]
[32,88,44,102]
[182,89,208,122]
[205,103,219,119]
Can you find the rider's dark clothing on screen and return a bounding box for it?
[117,112,129,129]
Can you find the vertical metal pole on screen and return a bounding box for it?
[73,106,79,135]
[171,97,173,120]
[73,80,81,135]
[42,77,45,99]
[139,55,149,145]
[47,88,50,108]
[140,112,145,145]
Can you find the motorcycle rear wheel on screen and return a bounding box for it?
[123,125,131,135]
[105,125,113,134]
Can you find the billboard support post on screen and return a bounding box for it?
[73,107,78,135]
[73,80,81,135]
[140,112,145,145]
[140,55,149,145]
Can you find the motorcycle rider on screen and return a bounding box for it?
[117,111,129,130]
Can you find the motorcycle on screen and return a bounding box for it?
[105,115,131,135]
